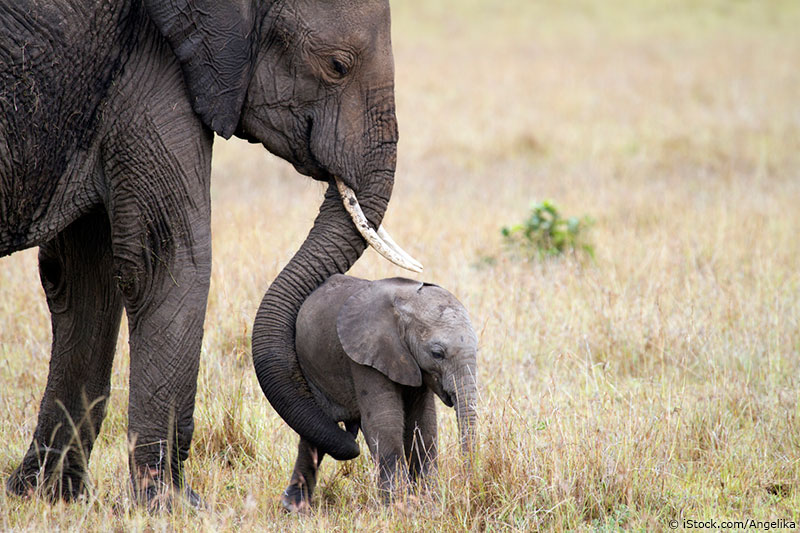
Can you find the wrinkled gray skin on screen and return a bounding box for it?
[277,274,478,511]
[1,0,399,506]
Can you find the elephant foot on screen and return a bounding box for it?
[391,494,422,515]
[7,447,87,502]
[281,480,312,513]
[132,467,205,512]
[138,483,205,512]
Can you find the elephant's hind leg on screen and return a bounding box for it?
[7,212,123,501]
[282,437,326,512]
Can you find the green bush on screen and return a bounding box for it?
[501,200,595,259]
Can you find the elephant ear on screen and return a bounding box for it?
[337,278,423,387]
[144,0,255,139]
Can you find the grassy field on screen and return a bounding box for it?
[2,0,800,530]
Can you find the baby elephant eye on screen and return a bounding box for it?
[330,57,349,77]
[431,348,446,360]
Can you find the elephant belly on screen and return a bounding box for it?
[0,153,104,256]
[307,378,360,424]
[298,341,361,423]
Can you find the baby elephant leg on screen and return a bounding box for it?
[352,364,408,503]
[403,388,438,484]
[282,438,324,512]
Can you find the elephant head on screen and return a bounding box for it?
[144,0,420,460]
[337,279,479,454]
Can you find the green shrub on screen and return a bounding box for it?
[501,200,595,259]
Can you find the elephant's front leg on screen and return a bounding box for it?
[105,114,213,509]
[112,210,211,508]
[352,364,407,503]
[7,212,123,501]
[403,388,438,485]
[112,206,211,509]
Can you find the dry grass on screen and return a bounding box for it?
[2,0,800,530]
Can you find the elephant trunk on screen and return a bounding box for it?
[252,173,393,460]
[451,365,478,455]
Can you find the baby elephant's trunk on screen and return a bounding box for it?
[452,365,478,454]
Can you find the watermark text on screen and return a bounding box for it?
[667,518,796,531]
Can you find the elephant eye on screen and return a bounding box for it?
[330,57,349,78]
[431,348,446,360]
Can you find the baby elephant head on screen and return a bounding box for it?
[337,278,478,453]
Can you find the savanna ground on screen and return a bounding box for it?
[2,0,800,530]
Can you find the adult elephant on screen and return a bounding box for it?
[0,0,419,506]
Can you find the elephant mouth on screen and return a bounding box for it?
[293,162,332,183]
[443,392,454,408]
[439,389,455,408]
[288,117,331,183]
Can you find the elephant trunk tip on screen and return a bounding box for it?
[321,435,360,461]
[253,345,361,461]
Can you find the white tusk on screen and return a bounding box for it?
[377,225,424,272]
[335,177,423,273]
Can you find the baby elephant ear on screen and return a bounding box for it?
[144,0,255,139]
[337,278,423,387]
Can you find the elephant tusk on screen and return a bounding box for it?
[376,225,424,272]
[335,177,424,273]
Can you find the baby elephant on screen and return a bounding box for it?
[282,274,478,511]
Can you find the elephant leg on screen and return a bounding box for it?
[352,364,407,503]
[403,388,438,485]
[110,192,211,509]
[281,437,325,512]
[7,212,123,501]
[103,104,213,508]
[112,206,211,508]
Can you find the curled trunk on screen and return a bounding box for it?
[252,178,392,460]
